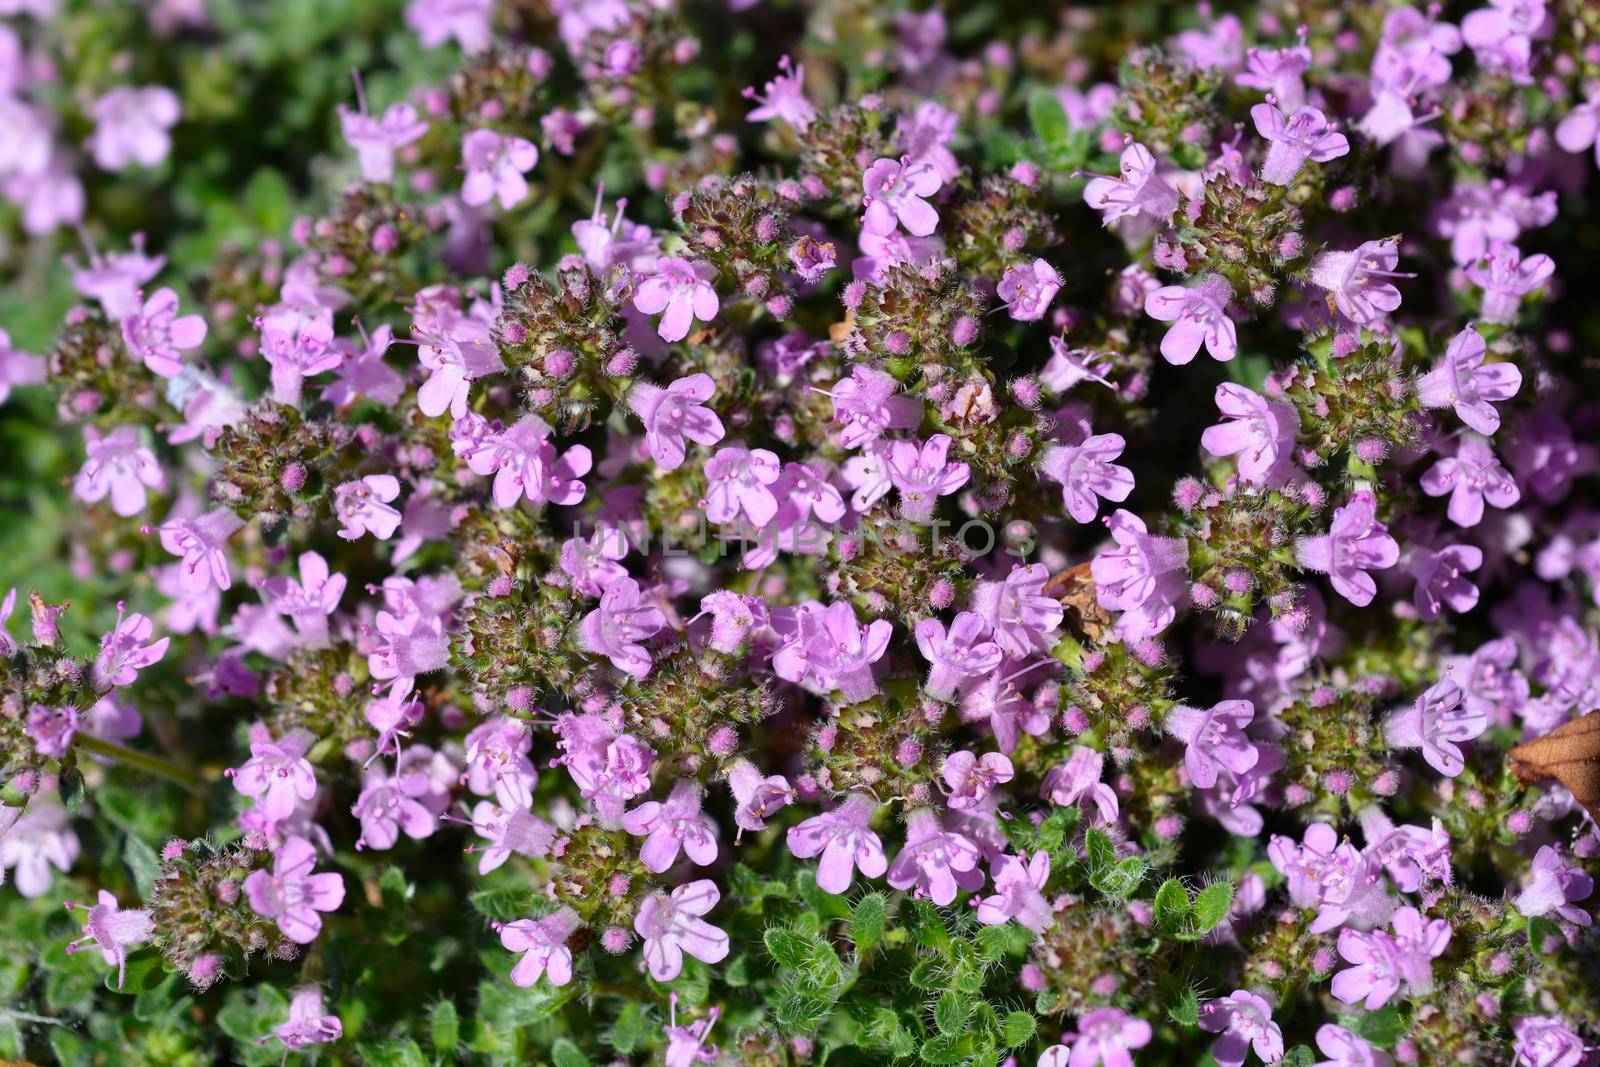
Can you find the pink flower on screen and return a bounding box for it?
[1091,510,1190,641]
[1045,1007,1154,1067]
[461,129,538,210]
[786,793,887,894]
[0,797,80,897]
[1166,699,1259,790]
[415,312,503,418]
[467,417,592,508]
[498,909,581,987]
[997,259,1063,321]
[555,712,655,824]
[334,475,404,540]
[340,101,428,184]
[92,605,170,689]
[1080,141,1178,224]
[742,55,816,130]
[1512,1016,1590,1067]
[157,508,244,594]
[941,749,1013,811]
[122,287,206,378]
[265,986,343,1052]
[1144,275,1237,364]
[1307,239,1414,325]
[63,891,153,988]
[1294,491,1398,607]
[244,836,346,944]
[1420,434,1520,528]
[1513,845,1594,926]
[1313,1024,1391,1067]
[1236,42,1313,108]
[559,525,631,598]
[1197,990,1284,1067]
[1556,85,1600,167]
[970,563,1065,657]
[86,86,180,170]
[1416,326,1522,436]
[26,705,78,758]
[260,551,347,647]
[1467,241,1555,324]
[261,312,340,406]
[771,601,893,702]
[1042,746,1118,825]
[366,608,450,699]
[405,0,493,53]
[726,759,794,837]
[975,850,1051,932]
[629,373,726,471]
[75,425,165,517]
[887,808,982,906]
[463,801,555,874]
[1040,432,1134,523]
[463,715,539,807]
[1251,101,1349,185]
[1331,906,1450,1009]
[623,780,720,873]
[703,445,782,526]
[1201,384,1299,486]
[915,612,1004,701]
[885,434,970,521]
[71,235,165,320]
[825,365,924,449]
[0,327,46,406]
[1403,543,1482,620]
[633,258,720,343]
[1383,677,1485,777]
[665,995,722,1067]
[580,576,666,679]
[231,731,318,822]
[634,879,729,981]
[327,323,404,408]
[861,156,943,237]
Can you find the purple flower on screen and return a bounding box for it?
[702,445,782,527]
[861,156,943,237]
[261,312,340,406]
[1556,85,1600,167]
[415,312,503,419]
[915,612,1004,701]
[559,525,631,598]
[634,879,729,981]
[623,780,719,873]
[75,425,165,517]
[461,129,538,210]
[1091,510,1190,640]
[464,801,554,874]
[334,475,404,540]
[975,850,1051,932]
[665,995,721,1067]
[580,576,666,679]
[340,101,428,184]
[1042,746,1119,825]
[788,235,836,283]
[1040,432,1134,523]
[406,0,492,53]
[1081,141,1178,224]
[1403,543,1483,620]
[786,793,887,894]
[463,715,539,808]
[969,563,1065,658]
[63,891,153,988]
[352,762,440,851]
[825,365,924,449]
[1198,990,1284,1067]
[1416,326,1522,436]
[885,434,970,522]
[264,986,343,1052]
[157,508,244,594]
[1201,384,1299,486]
[1313,1024,1392,1067]
[26,705,77,757]
[1251,101,1349,185]
[1307,239,1414,325]
[467,417,592,508]
[772,601,893,702]
[1041,338,1115,393]
[1331,906,1450,1009]
[122,287,207,378]
[92,605,170,689]
[555,712,655,824]
[366,608,450,700]
[244,836,346,944]
[1421,434,1520,528]
[1237,42,1313,107]
[0,327,46,406]
[498,908,580,987]
[1512,1016,1590,1067]
[1432,180,1557,266]
[726,759,794,837]
[231,731,318,823]
[742,55,816,131]
[1294,491,1398,607]
[87,86,179,170]
[887,809,982,905]
[942,750,1013,811]
[1144,275,1237,365]
[260,551,347,647]
[1467,241,1555,324]
[634,258,720,343]
[1043,1007,1154,1067]
[630,373,726,471]
[0,797,80,897]
[1166,699,1259,790]
[997,258,1062,321]
[1383,677,1486,777]
[1514,845,1594,926]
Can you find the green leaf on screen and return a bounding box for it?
[851,893,887,958]
[106,951,164,995]
[1036,806,1080,853]
[920,1033,972,1065]
[1282,1045,1316,1067]
[1187,882,1235,938]
[1153,878,1191,934]
[1168,986,1201,1028]
[469,882,540,923]
[1001,1012,1036,1047]
[123,834,163,898]
[1353,1005,1406,1049]
[429,999,459,1052]
[1090,855,1147,901]
[933,991,971,1036]
[58,764,87,813]
[1084,829,1115,873]
[610,1001,647,1054]
[764,927,810,971]
[552,1038,592,1067]
[355,1038,428,1067]
[1027,88,1069,148]
[908,958,944,991]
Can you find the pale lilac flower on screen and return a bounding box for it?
[786,793,887,894]
[1080,141,1178,224]
[969,563,1065,658]
[633,258,720,343]
[634,879,729,981]
[467,417,592,508]
[92,606,169,689]
[942,750,1013,811]
[1432,180,1557,266]
[703,445,782,526]
[464,801,555,874]
[788,235,837,283]
[554,712,655,824]
[406,0,493,53]
[244,836,346,944]
[997,259,1063,321]
[1383,677,1486,777]
[772,601,893,702]
[742,55,816,131]
[461,129,538,210]
[340,101,428,184]
[1042,746,1119,825]
[1166,700,1259,790]
[665,995,721,1067]
[260,551,347,647]
[1251,101,1349,185]
[886,434,970,522]
[1040,433,1134,523]
[726,759,794,838]
[861,156,942,237]
[121,287,206,378]
[580,576,666,679]
[463,716,540,808]
[559,525,631,598]
[825,365,923,449]
[261,312,340,406]
[0,796,80,897]
[1556,85,1600,167]
[1237,42,1313,108]
[499,909,580,987]
[1201,384,1298,485]
[1332,906,1450,1009]
[157,508,244,594]
[352,763,440,851]
[887,809,982,906]
[1403,543,1482,620]
[0,586,16,657]
[1294,491,1399,607]
[1512,1016,1590,1067]
[1050,1007,1154,1067]
[1466,241,1555,324]
[623,780,719,873]
[415,313,503,418]
[1416,326,1522,435]
[365,609,449,700]
[903,101,961,182]
[1041,338,1115,393]
[1313,1024,1392,1067]
[1144,275,1237,364]
[629,373,725,470]
[71,236,165,320]
[1307,239,1413,325]
[63,891,153,988]
[841,440,894,513]
[0,327,46,405]
[0,96,51,180]
[958,660,1053,755]
[975,850,1051,932]
[265,986,343,1052]
[1514,845,1594,926]
[26,705,77,757]
[75,425,165,517]
[231,731,318,822]
[572,188,660,275]
[334,475,403,540]
[1092,510,1191,641]
[915,612,1004,701]
[696,590,767,654]
[1198,990,1284,1067]
[326,324,403,408]
[1421,434,1520,528]
[1461,0,1545,82]
[87,86,179,170]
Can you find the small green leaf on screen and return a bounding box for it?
[1168,986,1201,1027]
[765,927,810,971]
[123,834,163,898]
[1187,882,1235,938]
[1084,829,1114,873]
[58,764,87,813]
[1027,88,1069,148]
[921,1033,972,1065]
[908,958,944,991]
[1153,878,1191,933]
[1282,1045,1316,1067]
[610,1001,647,1054]
[429,999,459,1052]
[1036,806,1080,853]
[851,893,887,958]
[933,991,971,1036]
[552,1038,592,1067]
[1353,1005,1406,1049]
[106,951,164,995]
[355,1038,428,1067]
[1001,1012,1036,1047]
